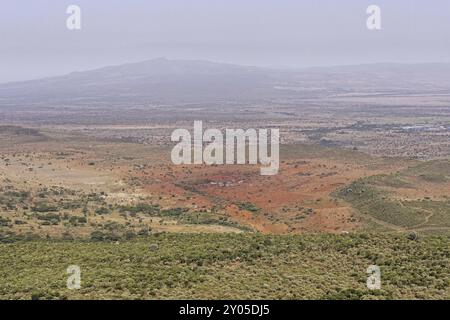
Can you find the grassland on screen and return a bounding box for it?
[336,160,450,234]
[0,233,448,300]
[0,129,449,300]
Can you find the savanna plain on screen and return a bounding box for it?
[0,60,449,299]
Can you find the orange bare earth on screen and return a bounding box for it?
[0,130,410,236]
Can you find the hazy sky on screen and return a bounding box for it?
[1,0,449,82]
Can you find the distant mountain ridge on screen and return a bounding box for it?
[1,58,450,106]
